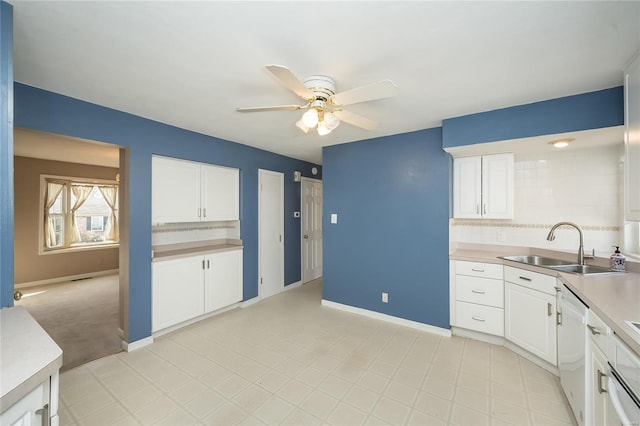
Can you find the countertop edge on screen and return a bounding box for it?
[152,239,243,261]
[0,354,62,412]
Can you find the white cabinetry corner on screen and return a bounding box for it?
[504,266,558,366]
[451,260,504,336]
[625,52,640,222]
[152,250,243,332]
[453,153,514,219]
[152,156,239,224]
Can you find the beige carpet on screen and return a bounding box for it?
[15,274,122,372]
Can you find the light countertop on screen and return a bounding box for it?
[152,239,243,261]
[451,246,640,356]
[0,306,62,412]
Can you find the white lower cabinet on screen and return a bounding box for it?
[204,250,243,313]
[451,260,504,336]
[590,341,609,425]
[153,250,243,332]
[505,281,557,365]
[0,374,58,426]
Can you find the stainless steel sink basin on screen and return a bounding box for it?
[499,255,575,266]
[547,264,622,275]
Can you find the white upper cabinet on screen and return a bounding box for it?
[152,156,201,223]
[152,156,239,224]
[625,53,640,222]
[453,153,514,219]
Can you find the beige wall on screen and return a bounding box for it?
[14,156,119,284]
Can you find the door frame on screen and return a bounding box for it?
[301,177,322,284]
[258,169,284,299]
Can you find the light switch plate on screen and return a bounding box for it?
[331,214,338,224]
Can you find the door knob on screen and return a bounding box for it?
[303,235,309,239]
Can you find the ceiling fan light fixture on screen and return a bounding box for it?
[302,108,319,128]
[317,121,332,136]
[296,119,309,133]
[324,112,340,131]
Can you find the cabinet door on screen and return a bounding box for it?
[152,157,201,223]
[201,165,239,221]
[482,153,514,219]
[453,156,482,218]
[152,256,205,331]
[0,381,49,426]
[505,282,557,365]
[625,54,640,221]
[590,343,609,426]
[204,250,243,313]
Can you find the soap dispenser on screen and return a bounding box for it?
[610,246,626,271]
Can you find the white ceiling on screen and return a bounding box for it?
[8,1,640,164]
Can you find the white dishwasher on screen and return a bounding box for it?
[558,283,587,425]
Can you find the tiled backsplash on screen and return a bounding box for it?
[452,145,625,255]
[152,221,240,246]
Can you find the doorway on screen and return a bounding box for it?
[12,128,124,371]
[258,169,284,299]
[301,177,323,283]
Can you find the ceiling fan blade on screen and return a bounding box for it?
[266,65,314,100]
[236,104,305,113]
[333,110,379,130]
[331,80,398,106]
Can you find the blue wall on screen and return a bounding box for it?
[322,128,450,328]
[12,83,320,341]
[442,87,624,148]
[0,1,13,309]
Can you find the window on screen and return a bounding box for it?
[42,176,119,252]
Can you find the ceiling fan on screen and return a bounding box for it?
[236,65,398,136]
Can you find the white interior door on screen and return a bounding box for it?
[301,178,322,283]
[258,169,284,299]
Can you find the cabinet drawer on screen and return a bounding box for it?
[504,266,557,295]
[455,301,504,336]
[587,309,610,354]
[456,275,504,308]
[455,261,503,280]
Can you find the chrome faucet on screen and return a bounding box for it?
[546,222,588,265]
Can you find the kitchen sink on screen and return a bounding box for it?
[499,255,623,275]
[547,264,622,275]
[499,255,575,266]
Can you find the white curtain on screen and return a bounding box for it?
[44,181,65,248]
[98,185,119,242]
[67,185,93,244]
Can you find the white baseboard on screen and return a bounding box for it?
[122,336,153,352]
[321,299,452,337]
[503,340,559,376]
[284,281,302,291]
[15,269,119,289]
[451,326,505,346]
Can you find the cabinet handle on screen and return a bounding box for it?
[557,311,562,325]
[36,403,50,426]
[202,260,205,269]
[471,316,485,322]
[483,204,487,214]
[597,370,607,394]
[471,289,486,294]
[547,303,552,317]
[198,208,201,218]
[471,268,485,272]
[203,208,207,218]
[587,324,601,335]
[519,276,532,282]
[207,260,210,269]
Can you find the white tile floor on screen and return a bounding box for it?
[58,280,575,425]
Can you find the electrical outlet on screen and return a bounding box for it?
[382,292,388,303]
